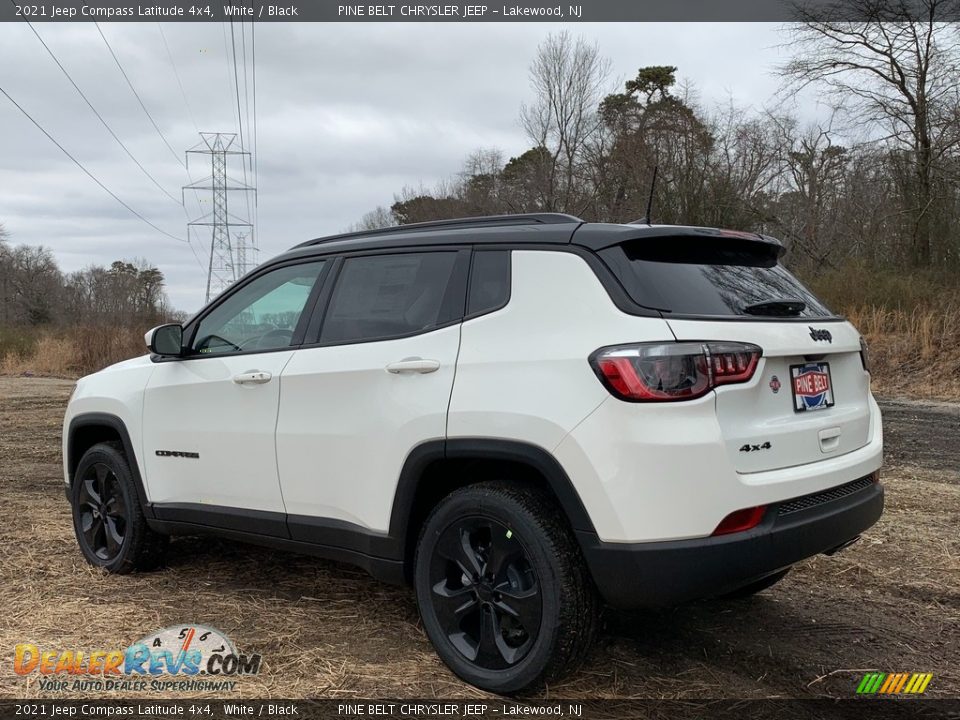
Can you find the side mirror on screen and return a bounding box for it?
[145,324,183,357]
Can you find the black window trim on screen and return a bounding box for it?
[299,245,472,349]
[156,257,333,363]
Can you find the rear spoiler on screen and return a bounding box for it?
[571,223,785,257]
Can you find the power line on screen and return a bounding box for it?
[92,21,186,169]
[229,21,246,159]
[157,22,199,136]
[221,22,237,137]
[18,15,182,205]
[229,20,255,267]
[0,84,187,244]
[228,21,252,212]
[251,20,259,217]
[152,23,209,277]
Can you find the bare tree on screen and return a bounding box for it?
[780,0,960,265]
[345,206,395,232]
[520,32,612,212]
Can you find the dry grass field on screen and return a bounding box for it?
[0,377,957,702]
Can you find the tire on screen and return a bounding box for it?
[70,442,168,574]
[414,482,598,693]
[719,568,790,599]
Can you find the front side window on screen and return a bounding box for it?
[192,261,325,354]
[320,252,460,344]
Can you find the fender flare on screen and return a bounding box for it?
[67,412,153,518]
[388,438,598,552]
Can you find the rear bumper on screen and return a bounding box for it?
[579,473,883,609]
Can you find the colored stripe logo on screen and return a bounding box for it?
[857,672,933,694]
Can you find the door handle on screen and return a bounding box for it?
[233,370,272,385]
[385,358,440,374]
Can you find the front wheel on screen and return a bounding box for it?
[414,482,598,693]
[71,442,167,573]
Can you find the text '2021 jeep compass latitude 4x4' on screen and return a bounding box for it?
[64,213,883,692]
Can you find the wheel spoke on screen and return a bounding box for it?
[79,510,95,534]
[105,495,126,520]
[494,587,542,635]
[484,532,521,583]
[104,516,123,555]
[94,464,109,502]
[431,580,479,631]
[476,606,514,666]
[82,476,101,505]
[436,527,483,579]
[89,517,106,556]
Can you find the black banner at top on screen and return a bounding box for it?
[0,0,948,23]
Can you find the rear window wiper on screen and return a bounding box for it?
[742,298,806,317]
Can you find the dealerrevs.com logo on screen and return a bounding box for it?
[14,625,261,692]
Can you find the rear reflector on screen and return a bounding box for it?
[712,506,767,536]
[590,341,762,402]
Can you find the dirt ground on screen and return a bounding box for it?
[0,376,957,700]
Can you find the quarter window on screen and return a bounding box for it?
[320,252,460,344]
[467,250,510,316]
[192,261,326,354]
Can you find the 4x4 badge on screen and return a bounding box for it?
[809,327,833,343]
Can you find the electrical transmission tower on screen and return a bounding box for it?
[183,133,257,302]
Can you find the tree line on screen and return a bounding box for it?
[355,1,960,277]
[0,225,171,329]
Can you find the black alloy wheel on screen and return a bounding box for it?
[429,517,542,669]
[415,482,598,693]
[71,442,168,573]
[77,462,128,562]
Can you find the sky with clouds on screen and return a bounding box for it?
[0,22,823,312]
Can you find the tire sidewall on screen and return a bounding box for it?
[71,444,138,573]
[414,486,565,694]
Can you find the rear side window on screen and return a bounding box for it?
[600,238,834,318]
[320,252,461,344]
[467,250,510,316]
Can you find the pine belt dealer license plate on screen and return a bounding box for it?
[790,362,835,412]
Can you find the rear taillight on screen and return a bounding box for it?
[589,341,762,402]
[712,506,767,536]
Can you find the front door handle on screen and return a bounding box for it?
[385,358,440,374]
[233,370,273,385]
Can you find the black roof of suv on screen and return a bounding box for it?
[282,213,784,260]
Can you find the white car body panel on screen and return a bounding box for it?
[276,324,461,530]
[448,250,674,450]
[141,351,297,512]
[667,318,871,474]
[62,354,155,492]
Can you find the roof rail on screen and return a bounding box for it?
[294,213,583,249]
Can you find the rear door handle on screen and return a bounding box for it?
[233,370,272,385]
[385,358,440,374]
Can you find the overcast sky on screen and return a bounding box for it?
[0,22,822,312]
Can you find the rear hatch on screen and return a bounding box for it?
[598,230,872,474]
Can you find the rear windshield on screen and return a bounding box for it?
[600,237,834,318]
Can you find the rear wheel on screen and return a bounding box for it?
[71,442,167,573]
[719,568,790,599]
[414,482,598,693]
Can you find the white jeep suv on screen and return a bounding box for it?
[64,213,883,692]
